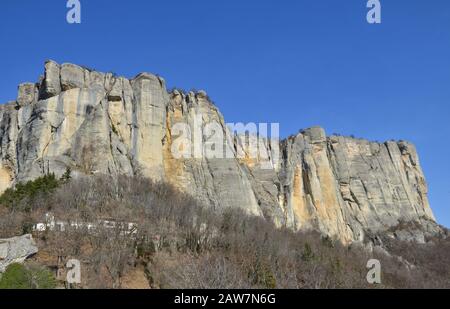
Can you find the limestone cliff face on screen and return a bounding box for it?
[0,61,437,243]
[276,129,435,243]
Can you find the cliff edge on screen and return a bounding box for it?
[0,61,439,243]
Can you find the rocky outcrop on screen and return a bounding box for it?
[274,128,436,243]
[163,90,262,216]
[0,61,439,243]
[0,234,38,272]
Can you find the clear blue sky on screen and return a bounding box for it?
[0,0,449,227]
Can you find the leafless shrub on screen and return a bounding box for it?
[4,174,448,289]
[148,252,252,289]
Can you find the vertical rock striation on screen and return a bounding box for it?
[0,61,438,243]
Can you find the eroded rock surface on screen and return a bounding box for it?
[0,61,439,243]
[0,234,38,272]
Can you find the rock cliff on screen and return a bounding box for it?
[0,61,438,243]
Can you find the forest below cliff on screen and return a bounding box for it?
[0,174,449,289]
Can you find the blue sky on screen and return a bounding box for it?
[0,0,449,226]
